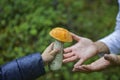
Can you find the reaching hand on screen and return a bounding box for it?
[72,54,120,73]
[63,33,98,68]
[42,43,59,63]
[72,57,110,72]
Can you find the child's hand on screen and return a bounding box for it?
[42,43,59,63]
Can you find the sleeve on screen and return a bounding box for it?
[99,1,120,54]
[99,30,120,54]
[116,0,120,30]
[0,53,45,80]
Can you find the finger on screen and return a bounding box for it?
[63,52,74,58]
[63,56,77,63]
[82,64,104,72]
[72,68,78,72]
[50,49,59,56]
[104,54,116,63]
[70,32,81,41]
[72,67,85,72]
[74,59,84,68]
[72,66,89,72]
[64,47,72,53]
[78,65,90,72]
[81,65,92,71]
[46,43,54,51]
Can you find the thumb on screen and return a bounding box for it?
[48,42,54,49]
[50,49,59,56]
[74,59,84,68]
[70,32,81,41]
[104,54,117,63]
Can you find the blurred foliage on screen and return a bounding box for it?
[0,0,120,80]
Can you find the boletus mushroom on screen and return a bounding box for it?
[49,27,72,71]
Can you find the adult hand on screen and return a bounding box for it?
[72,57,110,72]
[72,54,120,73]
[42,43,59,63]
[63,33,98,68]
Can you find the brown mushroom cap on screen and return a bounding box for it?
[49,27,73,42]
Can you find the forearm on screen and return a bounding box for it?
[16,53,45,80]
[1,53,45,80]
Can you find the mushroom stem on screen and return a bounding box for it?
[49,40,63,71]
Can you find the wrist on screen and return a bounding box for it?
[94,41,110,54]
[41,54,47,64]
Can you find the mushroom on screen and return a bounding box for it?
[49,27,72,71]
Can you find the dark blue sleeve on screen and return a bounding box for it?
[0,53,45,80]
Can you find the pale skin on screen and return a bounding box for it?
[73,54,120,72]
[63,33,120,72]
[42,43,59,64]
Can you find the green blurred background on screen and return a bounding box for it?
[0,0,120,80]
